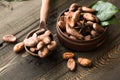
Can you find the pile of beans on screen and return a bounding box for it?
[57,3,105,41]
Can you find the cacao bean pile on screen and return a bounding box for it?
[24,29,57,58]
[57,3,106,41]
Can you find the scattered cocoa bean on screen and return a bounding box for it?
[63,52,75,59]
[67,58,76,71]
[13,42,24,53]
[3,34,17,42]
[78,57,92,67]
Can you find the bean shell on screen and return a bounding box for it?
[43,37,51,45]
[37,42,44,50]
[3,34,17,42]
[30,47,37,53]
[78,58,92,67]
[84,35,91,40]
[90,30,99,37]
[82,6,95,12]
[67,58,76,71]
[24,36,38,47]
[47,41,57,51]
[69,35,77,40]
[69,3,79,11]
[83,13,95,21]
[57,21,66,30]
[38,47,49,58]
[13,42,24,53]
[93,23,105,33]
[63,52,75,59]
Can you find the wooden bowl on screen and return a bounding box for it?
[56,9,108,51]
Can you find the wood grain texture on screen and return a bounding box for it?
[0,0,120,80]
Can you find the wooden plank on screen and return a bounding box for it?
[0,0,120,80]
[0,0,41,39]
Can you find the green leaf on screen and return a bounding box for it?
[92,1,119,21]
[101,21,109,26]
[101,17,120,26]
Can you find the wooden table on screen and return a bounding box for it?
[0,0,120,80]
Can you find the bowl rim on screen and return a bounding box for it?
[56,8,108,43]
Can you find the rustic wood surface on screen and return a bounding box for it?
[0,0,120,80]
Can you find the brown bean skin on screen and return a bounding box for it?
[83,13,95,21]
[57,21,66,30]
[47,41,57,51]
[84,35,91,40]
[3,34,17,42]
[13,42,24,53]
[66,23,84,40]
[78,58,92,67]
[38,47,49,58]
[67,58,76,71]
[82,6,95,12]
[93,23,105,33]
[69,3,79,11]
[63,52,75,60]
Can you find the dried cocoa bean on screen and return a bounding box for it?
[67,58,76,71]
[82,6,95,12]
[37,42,44,50]
[63,52,75,59]
[83,13,95,21]
[47,41,57,51]
[90,30,99,37]
[30,47,37,53]
[66,23,84,40]
[3,34,17,42]
[84,35,91,40]
[78,57,92,67]
[57,21,66,30]
[69,35,77,40]
[13,42,24,53]
[93,23,105,33]
[38,47,49,58]
[69,3,79,11]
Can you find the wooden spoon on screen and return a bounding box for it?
[24,0,54,57]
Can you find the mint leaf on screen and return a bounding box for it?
[92,1,119,21]
[101,17,120,26]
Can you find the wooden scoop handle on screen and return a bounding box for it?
[39,0,50,29]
